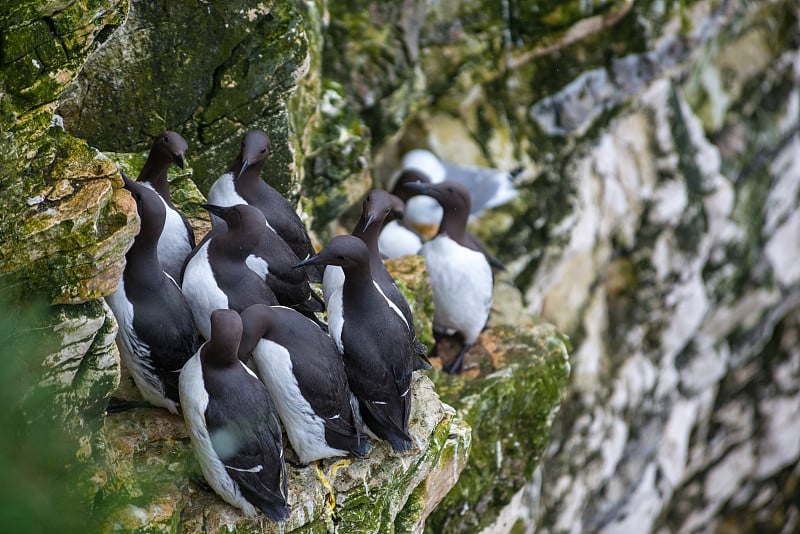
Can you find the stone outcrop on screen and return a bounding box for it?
[95,372,471,533]
[4,0,799,532]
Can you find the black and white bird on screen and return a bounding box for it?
[323,190,429,370]
[105,172,198,413]
[403,180,496,374]
[296,236,415,453]
[216,203,322,318]
[391,148,520,229]
[377,193,423,259]
[136,131,196,283]
[237,304,370,465]
[179,309,290,522]
[206,129,322,281]
[181,204,279,340]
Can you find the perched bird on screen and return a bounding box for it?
[296,236,415,453]
[105,172,198,413]
[377,193,423,260]
[207,129,322,281]
[391,148,520,229]
[179,309,290,522]
[403,180,495,374]
[213,203,322,318]
[181,204,279,340]
[323,190,429,370]
[238,304,370,464]
[136,131,196,283]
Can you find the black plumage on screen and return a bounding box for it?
[180,309,290,522]
[297,236,415,453]
[106,172,198,413]
[238,304,369,464]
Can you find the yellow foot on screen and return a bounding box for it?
[313,458,351,531]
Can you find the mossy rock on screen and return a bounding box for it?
[93,374,470,533]
[426,322,571,533]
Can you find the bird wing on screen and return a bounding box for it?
[205,368,290,522]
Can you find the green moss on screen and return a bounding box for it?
[301,80,373,235]
[427,325,570,533]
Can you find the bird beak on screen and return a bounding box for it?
[203,204,226,218]
[293,254,320,269]
[120,170,134,191]
[402,181,433,196]
[173,153,185,170]
[362,213,376,232]
[237,159,250,179]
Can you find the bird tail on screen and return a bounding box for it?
[386,433,414,453]
[352,434,372,457]
[413,339,432,370]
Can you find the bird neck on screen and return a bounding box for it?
[201,342,239,370]
[341,263,383,308]
[438,209,468,241]
[138,158,172,201]
[341,262,373,287]
[124,232,162,282]
[351,219,384,274]
[228,157,265,185]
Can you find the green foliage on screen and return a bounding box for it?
[0,289,95,532]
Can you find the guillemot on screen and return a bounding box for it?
[403,180,495,374]
[323,190,429,370]
[237,303,370,464]
[105,172,198,413]
[181,204,279,340]
[206,129,322,281]
[179,308,290,522]
[296,236,415,452]
[135,130,196,283]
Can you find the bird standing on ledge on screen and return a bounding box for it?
[403,180,496,374]
[296,236,415,453]
[179,309,290,522]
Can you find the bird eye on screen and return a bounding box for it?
[447,187,454,193]
[260,148,267,154]
[385,207,391,213]
[366,195,371,202]
[163,136,169,143]
[337,255,346,261]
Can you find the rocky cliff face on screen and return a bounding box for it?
[2,0,798,532]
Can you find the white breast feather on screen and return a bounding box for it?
[404,195,443,226]
[328,287,345,354]
[208,172,247,207]
[106,277,178,414]
[322,265,345,307]
[181,242,229,339]
[252,339,348,464]
[140,183,193,280]
[421,235,492,344]
[179,352,257,516]
[378,220,422,258]
[245,254,270,279]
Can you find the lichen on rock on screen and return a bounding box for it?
[95,373,471,533]
[425,320,571,533]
